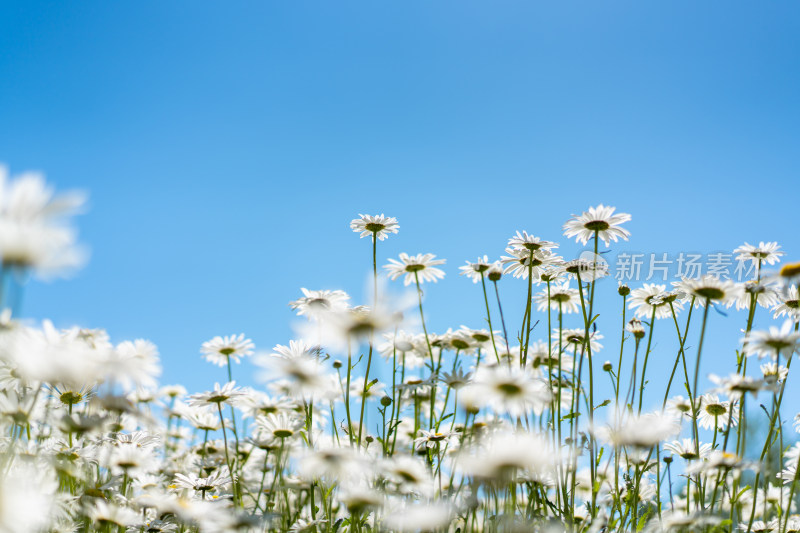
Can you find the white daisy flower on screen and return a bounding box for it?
[173,471,232,497]
[0,166,87,278]
[459,255,493,283]
[257,412,304,440]
[743,320,800,360]
[200,334,254,367]
[563,204,632,246]
[289,288,350,319]
[562,254,609,282]
[349,213,399,241]
[663,438,712,461]
[773,285,800,319]
[534,282,581,313]
[734,241,784,266]
[628,284,684,319]
[674,275,738,306]
[734,280,781,311]
[507,231,558,251]
[383,501,454,532]
[464,365,551,417]
[696,394,738,430]
[187,382,247,407]
[384,253,446,286]
[413,429,458,450]
[500,248,560,280]
[709,373,765,398]
[555,327,604,354]
[592,410,680,449]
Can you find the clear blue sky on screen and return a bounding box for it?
[1,1,798,399]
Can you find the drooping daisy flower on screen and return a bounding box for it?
[349,213,399,241]
[459,255,493,283]
[674,275,738,307]
[384,253,446,286]
[628,284,684,319]
[563,204,632,246]
[200,334,254,367]
[743,320,800,360]
[173,471,232,498]
[533,282,581,313]
[290,288,351,319]
[734,241,784,266]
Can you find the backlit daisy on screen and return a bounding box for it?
[187,382,247,407]
[674,275,737,307]
[734,241,784,266]
[533,282,581,313]
[743,320,800,359]
[290,288,350,319]
[200,334,254,367]
[384,253,446,286]
[349,213,399,241]
[507,231,557,252]
[663,439,712,461]
[628,284,684,319]
[459,255,493,283]
[500,248,559,280]
[773,286,800,319]
[733,280,781,311]
[563,204,631,246]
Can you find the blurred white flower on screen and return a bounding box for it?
[200,334,254,367]
[0,165,87,278]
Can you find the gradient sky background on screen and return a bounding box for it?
[1,1,799,408]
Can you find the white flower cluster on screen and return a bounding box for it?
[1,171,800,533]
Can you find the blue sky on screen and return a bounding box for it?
[1,1,799,402]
